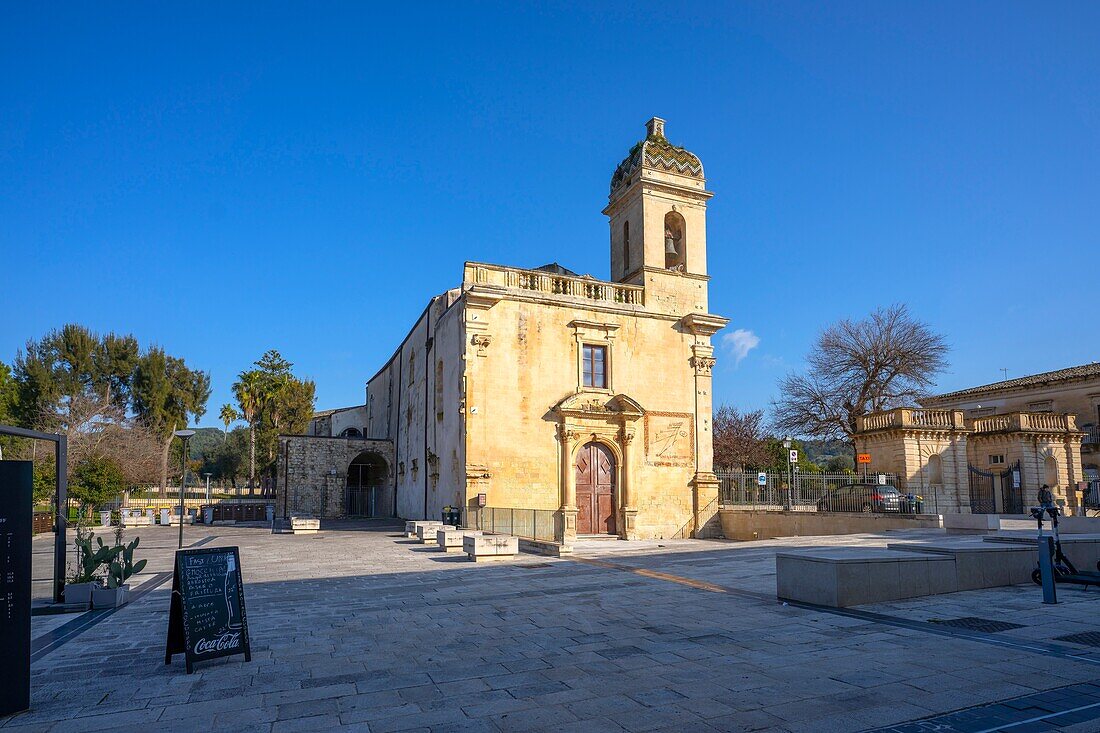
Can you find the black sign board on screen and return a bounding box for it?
[165,546,251,674]
[0,461,32,715]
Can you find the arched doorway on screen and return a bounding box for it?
[576,442,616,535]
[347,451,387,517]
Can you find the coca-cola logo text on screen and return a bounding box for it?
[194,633,241,655]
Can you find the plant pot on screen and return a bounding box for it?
[91,584,130,609]
[64,581,95,608]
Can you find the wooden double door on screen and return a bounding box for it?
[575,442,616,535]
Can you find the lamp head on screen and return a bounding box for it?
[174,429,197,440]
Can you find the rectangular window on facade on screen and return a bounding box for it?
[582,344,607,389]
[989,454,1005,466]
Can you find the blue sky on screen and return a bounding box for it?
[2,3,1098,428]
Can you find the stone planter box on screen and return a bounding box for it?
[464,535,519,562]
[406,520,443,539]
[437,529,481,552]
[91,584,130,609]
[64,582,95,608]
[290,515,320,534]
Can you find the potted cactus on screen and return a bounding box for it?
[66,524,117,608]
[91,530,147,609]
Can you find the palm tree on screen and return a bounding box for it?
[232,371,264,492]
[218,403,238,443]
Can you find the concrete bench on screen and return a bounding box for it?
[776,547,956,608]
[290,515,320,534]
[405,520,443,539]
[416,523,455,544]
[943,513,1001,534]
[464,534,519,562]
[888,539,1035,590]
[984,533,1100,570]
[436,528,482,553]
[121,514,152,527]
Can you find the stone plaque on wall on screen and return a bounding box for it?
[644,412,694,466]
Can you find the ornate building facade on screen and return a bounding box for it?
[853,365,1100,515]
[278,118,728,545]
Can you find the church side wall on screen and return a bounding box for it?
[365,293,466,521]
[425,300,466,520]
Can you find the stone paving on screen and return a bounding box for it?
[6,523,1100,732]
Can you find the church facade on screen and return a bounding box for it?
[279,118,728,545]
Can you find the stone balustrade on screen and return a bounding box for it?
[464,262,644,307]
[856,408,964,432]
[971,411,1078,434]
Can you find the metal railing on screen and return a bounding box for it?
[716,470,939,514]
[469,507,559,542]
[1083,426,1100,446]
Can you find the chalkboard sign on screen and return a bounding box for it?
[0,461,32,715]
[164,546,251,674]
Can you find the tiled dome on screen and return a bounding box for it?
[610,118,704,194]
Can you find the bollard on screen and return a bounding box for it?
[1038,535,1058,604]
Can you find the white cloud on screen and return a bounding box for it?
[721,329,760,365]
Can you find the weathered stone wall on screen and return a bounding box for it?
[276,436,394,518]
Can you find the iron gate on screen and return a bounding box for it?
[345,486,378,517]
[1000,461,1024,515]
[968,465,996,514]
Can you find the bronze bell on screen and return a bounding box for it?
[665,235,678,256]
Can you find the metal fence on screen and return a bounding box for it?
[717,470,939,514]
[469,507,559,542]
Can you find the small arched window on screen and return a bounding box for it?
[622,221,630,272]
[664,211,686,270]
[340,427,362,438]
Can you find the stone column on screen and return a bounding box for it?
[559,426,578,549]
[620,428,638,540]
[690,347,719,539]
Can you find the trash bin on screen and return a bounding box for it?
[442,506,461,527]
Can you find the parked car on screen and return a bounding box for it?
[816,483,902,513]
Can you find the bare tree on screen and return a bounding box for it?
[772,304,948,457]
[713,406,770,471]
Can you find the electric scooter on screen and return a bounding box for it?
[1030,504,1100,588]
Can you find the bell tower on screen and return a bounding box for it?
[604,117,713,291]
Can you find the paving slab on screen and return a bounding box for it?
[8,522,1100,733]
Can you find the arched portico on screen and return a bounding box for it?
[347,450,388,517]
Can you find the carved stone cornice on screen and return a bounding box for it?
[553,392,645,421]
[681,313,729,337]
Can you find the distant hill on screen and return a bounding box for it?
[800,439,855,471]
[189,427,225,459]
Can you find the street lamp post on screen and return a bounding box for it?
[174,429,196,550]
[204,472,212,503]
[783,436,793,511]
